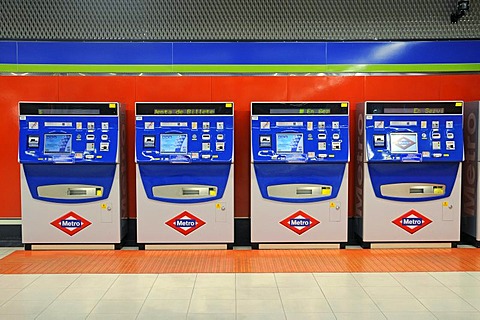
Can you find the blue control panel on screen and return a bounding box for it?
[19,103,120,164]
[135,102,234,164]
[251,102,349,163]
[364,102,464,163]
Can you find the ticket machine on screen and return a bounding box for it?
[462,101,480,246]
[251,102,349,248]
[19,102,127,249]
[355,101,464,248]
[135,102,234,249]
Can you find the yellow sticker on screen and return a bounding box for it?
[96,155,103,159]
[443,201,449,207]
[322,188,331,195]
[455,102,462,107]
[96,189,103,196]
[226,103,232,108]
[101,203,107,209]
[443,154,449,157]
[109,103,116,109]
[209,189,217,196]
[330,202,336,208]
[216,203,221,209]
[341,102,348,107]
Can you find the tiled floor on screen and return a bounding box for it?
[1,249,480,319]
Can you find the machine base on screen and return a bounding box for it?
[257,243,344,249]
[25,243,119,250]
[461,232,480,248]
[143,244,228,250]
[364,242,454,249]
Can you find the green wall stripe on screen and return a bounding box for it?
[0,63,479,74]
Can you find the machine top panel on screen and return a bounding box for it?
[366,101,463,115]
[136,102,233,116]
[19,102,119,115]
[252,102,348,115]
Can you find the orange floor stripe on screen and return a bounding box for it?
[1,249,480,274]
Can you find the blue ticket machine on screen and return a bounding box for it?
[19,102,127,250]
[355,101,464,248]
[135,102,234,249]
[251,102,349,248]
[462,101,480,246]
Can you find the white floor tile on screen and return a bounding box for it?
[194,274,235,288]
[0,288,22,301]
[328,298,381,313]
[70,274,119,288]
[237,314,286,320]
[110,274,157,288]
[430,272,480,286]
[405,285,459,299]
[140,299,190,313]
[382,312,437,320]
[236,273,277,288]
[188,314,235,320]
[364,286,414,299]
[42,299,98,314]
[147,286,194,300]
[56,287,108,300]
[189,299,236,314]
[313,273,361,287]
[0,299,51,315]
[191,287,235,300]
[278,286,325,299]
[274,273,318,288]
[0,315,37,320]
[285,312,335,320]
[374,298,428,312]
[137,313,187,320]
[418,298,478,312]
[391,272,444,287]
[433,311,480,320]
[10,286,65,301]
[449,286,480,300]
[353,273,401,287]
[28,274,80,288]
[102,286,151,300]
[321,286,370,299]
[334,312,387,320]
[282,298,332,313]
[0,275,40,289]
[91,299,144,314]
[154,274,197,288]
[87,314,138,320]
[236,299,283,314]
[236,287,280,300]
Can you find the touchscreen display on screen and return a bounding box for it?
[160,134,188,154]
[44,134,72,154]
[276,133,303,153]
[390,133,418,153]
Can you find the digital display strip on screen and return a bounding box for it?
[20,103,118,115]
[252,102,348,115]
[367,102,462,115]
[136,103,233,115]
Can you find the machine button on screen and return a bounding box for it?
[332,121,340,129]
[87,122,95,130]
[216,142,225,151]
[318,121,326,129]
[27,135,39,148]
[259,135,272,148]
[307,122,313,131]
[318,133,326,140]
[317,154,327,158]
[191,152,199,159]
[446,141,455,150]
[85,154,94,159]
[86,142,95,151]
[203,122,210,130]
[202,142,210,151]
[76,122,82,130]
[217,134,224,140]
[447,132,454,139]
[432,121,439,129]
[260,121,270,130]
[144,122,155,130]
[318,142,327,150]
[374,121,384,129]
[143,135,155,148]
[192,122,198,130]
[217,122,224,130]
[433,153,442,158]
[202,134,210,140]
[432,141,441,150]
[332,141,341,150]
[28,122,39,129]
[446,121,454,129]
[100,142,109,151]
[421,121,427,129]
[86,134,95,140]
[308,152,315,158]
[432,132,441,139]
[201,154,211,159]
[101,134,108,141]
[101,122,109,130]
[332,133,340,140]
[373,134,385,147]
[74,152,83,159]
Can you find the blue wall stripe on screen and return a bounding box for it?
[17,42,172,65]
[2,40,480,67]
[0,42,17,64]
[172,42,327,65]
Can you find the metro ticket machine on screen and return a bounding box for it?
[462,101,480,246]
[135,102,234,249]
[19,102,127,249]
[251,102,350,248]
[355,101,464,248]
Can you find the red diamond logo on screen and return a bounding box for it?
[165,211,206,236]
[50,211,92,236]
[392,209,433,234]
[280,210,320,235]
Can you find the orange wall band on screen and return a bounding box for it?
[1,75,480,219]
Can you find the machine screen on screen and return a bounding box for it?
[390,133,418,153]
[270,108,331,115]
[383,107,445,114]
[160,134,188,154]
[44,134,72,154]
[276,133,303,153]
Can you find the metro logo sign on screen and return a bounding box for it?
[165,211,206,236]
[392,209,432,234]
[50,211,92,236]
[280,210,320,235]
